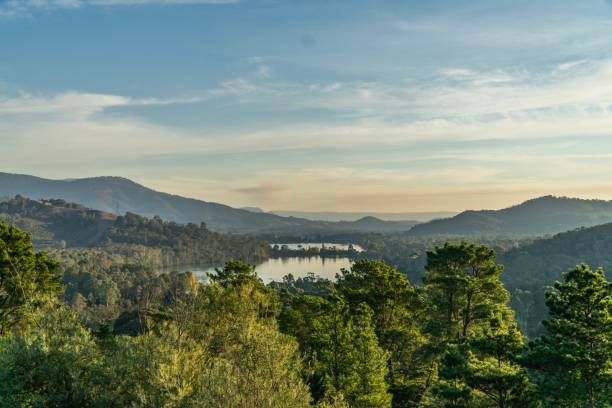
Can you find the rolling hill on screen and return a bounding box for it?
[0,173,417,234]
[499,221,612,290]
[409,195,612,236]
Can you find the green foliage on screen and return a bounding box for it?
[209,260,260,287]
[280,293,391,407]
[0,222,62,334]
[0,300,100,407]
[336,260,427,406]
[524,264,611,407]
[314,298,391,407]
[433,345,472,408]
[424,242,509,341]
[424,243,539,408]
[0,222,608,407]
[348,303,393,408]
[0,268,311,407]
[467,317,538,408]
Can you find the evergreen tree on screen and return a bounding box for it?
[424,242,509,341]
[467,314,538,408]
[209,260,260,287]
[336,260,427,406]
[288,295,391,407]
[524,264,611,407]
[433,345,472,408]
[349,303,393,408]
[425,243,537,407]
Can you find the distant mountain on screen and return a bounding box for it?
[0,173,416,234]
[333,216,418,232]
[271,210,456,222]
[409,196,612,236]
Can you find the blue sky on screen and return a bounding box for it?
[3,0,612,211]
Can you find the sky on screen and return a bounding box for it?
[3,0,612,212]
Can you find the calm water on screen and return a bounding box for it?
[161,242,360,283]
[168,256,354,283]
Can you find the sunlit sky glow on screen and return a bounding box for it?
[3,0,612,211]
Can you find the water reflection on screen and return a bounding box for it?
[166,256,354,283]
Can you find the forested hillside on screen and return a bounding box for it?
[0,196,270,267]
[501,222,612,289]
[410,196,612,236]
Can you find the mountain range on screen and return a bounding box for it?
[267,210,457,222]
[4,172,612,237]
[410,195,612,236]
[0,172,417,234]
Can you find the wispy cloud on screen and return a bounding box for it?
[4,57,612,151]
[0,0,237,18]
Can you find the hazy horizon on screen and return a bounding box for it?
[3,1,612,212]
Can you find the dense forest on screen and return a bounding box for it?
[5,193,611,341]
[0,222,609,407]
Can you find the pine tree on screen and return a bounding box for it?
[424,242,509,342]
[349,303,393,408]
[467,313,538,408]
[312,297,392,407]
[425,243,537,407]
[433,345,472,408]
[524,264,611,407]
[336,260,427,406]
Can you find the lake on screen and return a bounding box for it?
[166,256,354,283]
[161,242,359,283]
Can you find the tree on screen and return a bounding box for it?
[424,242,509,342]
[0,301,101,407]
[209,260,260,287]
[307,297,391,407]
[336,260,427,406]
[425,243,537,407]
[0,222,62,334]
[524,264,611,407]
[349,303,393,408]
[433,345,472,408]
[159,270,311,407]
[467,313,538,408]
